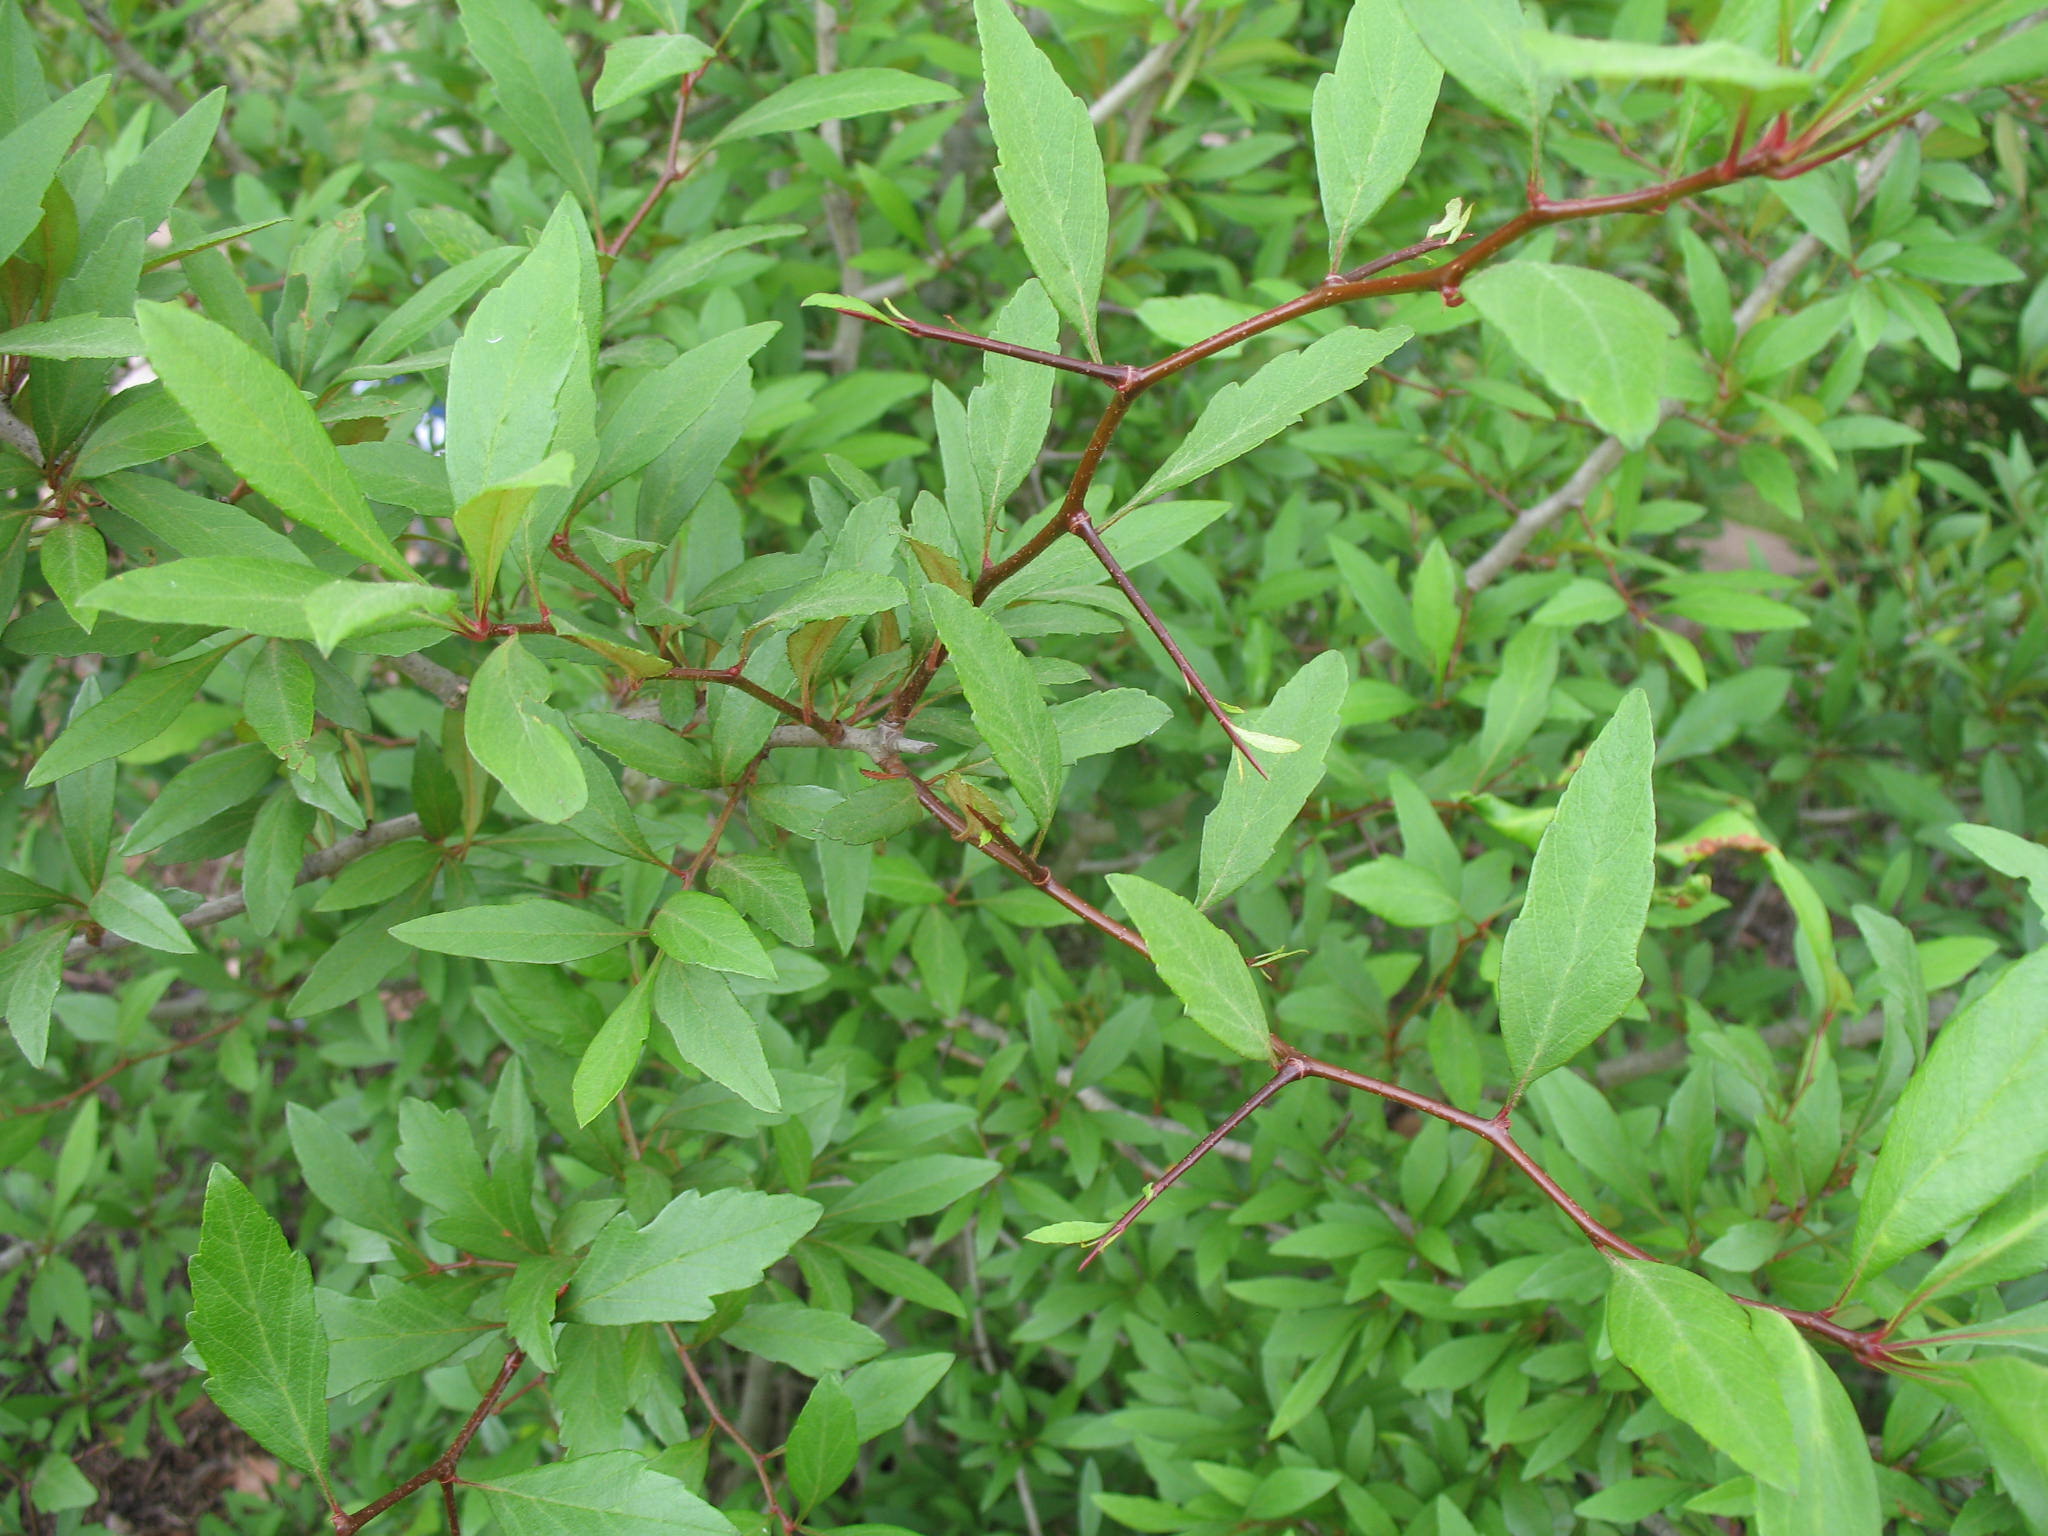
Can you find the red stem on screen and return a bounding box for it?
[334,1350,525,1535]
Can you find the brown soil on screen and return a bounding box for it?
[69,1397,278,1536]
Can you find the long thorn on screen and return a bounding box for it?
[1068,512,1267,778]
[1080,1056,1304,1269]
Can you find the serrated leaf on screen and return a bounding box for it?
[1125,327,1409,508]
[186,1167,331,1487]
[1606,1260,1798,1492]
[715,67,957,142]
[1314,0,1442,267]
[319,1276,496,1396]
[1107,874,1270,1061]
[134,303,410,577]
[0,313,141,358]
[1464,263,1679,447]
[974,0,1106,356]
[568,1187,821,1325]
[924,584,1064,828]
[0,75,110,268]
[1498,691,1655,1094]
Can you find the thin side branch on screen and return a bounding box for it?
[72,0,261,177]
[64,813,425,964]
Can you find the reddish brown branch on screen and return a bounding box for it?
[669,1330,796,1536]
[334,1349,525,1535]
[604,64,712,258]
[836,307,1136,385]
[1068,511,1266,775]
[5,1019,238,1121]
[898,766,1146,954]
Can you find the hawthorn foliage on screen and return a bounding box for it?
[3,0,2048,1533]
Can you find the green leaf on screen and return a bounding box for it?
[1398,0,1552,132]
[1749,1312,1882,1536]
[1463,262,1680,447]
[1914,1169,2048,1306]
[653,960,782,1113]
[1026,1220,1116,1245]
[844,1352,953,1439]
[120,741,275,854]
[650,891,777,979]
[823,1154,1003,1226]
[593,33,714,112]
[4,926,68,1069]
[454,453,576,615]
[319,1276,496,1396]
[787,1374,859,1512]
[587,323,776,499]
[974,0,1107,357]
[82,557,330,640]
[1198,650,1349,906]
[707,853,813,947]
[1606,1260,1798,1492]
[1949,823,2048,919]
[1848,948,2048,1287]
[134,303,410,577]
[1497,691,1655,1094]
[470,1452,734,1534]
[724,1301,885,1375]
[392,900,634,962]
[39,520,105,631]
[456,0,599,211]
[444,201,584,509]
[303,580,454,656]
[186,1166,332,1486]
[1328,856,1463,927]
[967,280,1060,527]
[1106,874,1271,1062]
[1125,327,1409,508]
[285,1102,409,1243]
[243,640,315,772]
[1050,688,1173,764]
[1526,33,1818,110]
[767,570,907,628]
[801,292,903,329]
[0,75,109,267]
[568,1187,822,1325]
[466,636,589,823]
[572,972,654,1126]
[1931,1358,2048,1535]
[715,68,957,142]
[88,871,196,953]
[1314,0,1442,267]
[355,245,523,369]
[81,86,223,257]
[925,584,1065,828]
[0,313,141,359]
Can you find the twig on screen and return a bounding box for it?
[391,653,469,708]
[63,813,425,963]
[603,62,711,257]
[0,404,43,467]
[1463,129,1912,593]
[669,1331,796,1536]
[333,1350,525,1534]
[4,1019,238,1120]
[71,0,261,177]
[854,29,1188,305]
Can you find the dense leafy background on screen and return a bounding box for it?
[3,0,2048,1533]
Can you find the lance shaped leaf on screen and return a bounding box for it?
[1398,0,1552,134]
[1314,0,1442,267]
[1848,947,2048,1288]
[1497,690,1654,1095]
[1464,262,1679,448]
[571,972,654,1127]
[715,67,957,142]
[1930,1357,2048,1535]
[392,899,634,962]
[26,646,228,788]
[593,33,714,112]
[1108,874,1270,1061]
[135,303,410,577]
[568,1187,821,1325]
[0,75,109,267]
[924,584,1064,828]
[186,1167,332,1488]
[1198,650,1350,907]
[456,0,598,211]
[967,280,1059,525]
[1124,326,1409,509]
[1750,1312,1882,1536]
[654,961,782,1113]
[82,557,329,641]
[1526,33,1818,114]
[1606,1260,1798,1492]
[975,0,1106,357]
